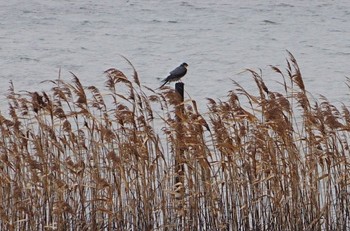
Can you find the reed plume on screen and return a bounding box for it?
[0,53,349,230]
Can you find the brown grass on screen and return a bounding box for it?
[0,53,349,230]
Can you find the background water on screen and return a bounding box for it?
[1,0,350,112]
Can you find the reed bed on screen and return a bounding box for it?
[0,53,349,230]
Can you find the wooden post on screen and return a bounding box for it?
[174,82,185,223]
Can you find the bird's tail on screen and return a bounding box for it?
[159,80,168,89]
[159,76,170,89]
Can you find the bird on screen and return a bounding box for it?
[159,63,188,88]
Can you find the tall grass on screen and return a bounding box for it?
[0,53,349,230]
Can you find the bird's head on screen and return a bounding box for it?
[182,63,188,68]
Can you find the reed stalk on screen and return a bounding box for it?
[0,54,349,230]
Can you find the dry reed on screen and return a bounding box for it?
[0,53,349,230]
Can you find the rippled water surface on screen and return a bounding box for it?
[1,0,350,111]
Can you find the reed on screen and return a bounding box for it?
[0,53,349,230]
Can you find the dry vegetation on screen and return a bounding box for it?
[0,53,349,230]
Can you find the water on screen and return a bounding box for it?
[1,0,350,112]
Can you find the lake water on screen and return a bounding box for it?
[1,0,350,112]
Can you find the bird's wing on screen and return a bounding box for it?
[169,66,185,77]
[161,76,170,82]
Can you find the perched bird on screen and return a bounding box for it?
[160,63,188,88]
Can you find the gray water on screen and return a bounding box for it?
[1,0,350,112]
